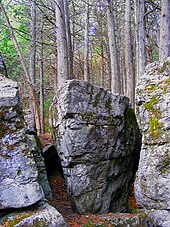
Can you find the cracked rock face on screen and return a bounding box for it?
[0,76,44,209]
[50,80,141,214]
[135,58,170,210]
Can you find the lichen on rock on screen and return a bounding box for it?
[135,57,170,210]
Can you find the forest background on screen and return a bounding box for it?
[0,0,169,135]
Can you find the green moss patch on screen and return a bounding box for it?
[1,211,32,227]
[144,95,163,141]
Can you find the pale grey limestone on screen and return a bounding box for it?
[0,200,66,227]
[135,57,170,210]
[50,80,141,214]
[0,76,44,209]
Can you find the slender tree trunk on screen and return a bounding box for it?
[100,41,104,87]
[55,0,69,87]
[40,16,44,135]
[134,0,145,82]
[84,0,90,82]
[0,1,40,134]
[125,0,135,107]
[30,0,36,85]
[159,0,170,61]
[105,33,112,91]
[64,0,74,79]
[29,0,36,128]
[107,0,121,94]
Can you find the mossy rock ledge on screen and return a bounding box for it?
[135,57,170,213]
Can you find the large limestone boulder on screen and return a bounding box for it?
[50,80,141,214]
[135,58,170,210]
[0,200,66,227]
[24,110,52,200]
[0,76,44,209]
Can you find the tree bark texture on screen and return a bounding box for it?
[134,0,145,82]
[29,0,36,85]
[55,0,69,87]
[40,16,44,135]
[84,0,90,82]
[107,0,121,94]
[64,0,74,79]
[159,0,170,61]
[125,0,135,107]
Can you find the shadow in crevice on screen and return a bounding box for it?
[42,144,64,178]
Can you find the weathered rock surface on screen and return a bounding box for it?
[135,58,170,210]
[0,200,66,227]
[24,110,52,200]
[0,76,44,209]
[50,80,141,214]
[147,210,170,227]
[87,210,170,227]
[0,55,8,77]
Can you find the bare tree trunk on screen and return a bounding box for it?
[55,0,69,87]
[125,0,135,107]
[105,33,112,91]
[134,0,145,82]
[100,41,104,87]
[30,0,36,85]
[159,0,170,61]
[40,16,44,135]
[29,0,36,128]
[84,0,89,82]
[63,0,74,79]
[0,0,40,135]
[107,0,121,94]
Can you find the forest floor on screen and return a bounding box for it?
[40,133,137,227]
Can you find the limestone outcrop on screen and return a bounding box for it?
[50,80,141,214]
[0,76,44,209]
[135,57,170,210]
[0,75,66,226]
[24,110,52,200]
[0,201,66,227]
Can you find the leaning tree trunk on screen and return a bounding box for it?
[55,0,69,87]
[159,0,170,61]
[107,0,121,94]
[125,0,135,107]
[0,0,40,135]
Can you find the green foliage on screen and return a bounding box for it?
[0,1,29,80]
[44,97,53,132]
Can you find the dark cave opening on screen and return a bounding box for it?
[42,144,64,178]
